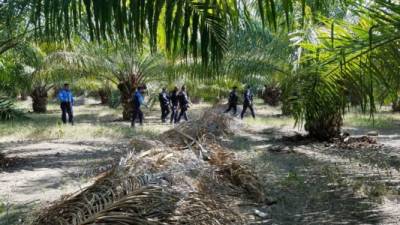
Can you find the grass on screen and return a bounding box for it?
[244,101,400,130]
[0,100,213,142]
[343,112,400,130]
[0,102,164,142]
[244,115,295,127]
[0,200,34,225]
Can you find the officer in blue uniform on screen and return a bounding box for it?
[131,86,147,127]
[241,85,256,119]
[58,83,74,124]
[159,87,170,123]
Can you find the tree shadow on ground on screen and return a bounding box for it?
[226,127,398,225]
[255,151,390,225]
[0,140,129,174]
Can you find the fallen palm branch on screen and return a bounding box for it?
[31,110,263,225]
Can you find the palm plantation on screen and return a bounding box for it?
[1,0,400,224]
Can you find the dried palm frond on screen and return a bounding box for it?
[168,193,245,225]
[161,110,235,146]
[217,161,265,202]
[32,107,264,225]
[32,173,162,225]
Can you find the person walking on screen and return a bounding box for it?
[169,86,179,124]
[58,83,74,125]
[131,86,147,127]
[240,85,256,119]
[176,85,189,122]
[159,87,170,123]
[224,86,238,115]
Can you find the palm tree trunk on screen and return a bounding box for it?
[98,89,110,105]
[30,86,48,113]
[392,98,400,112]
[262,85,281,106]
[118,81,135,121]
[305,112,343,141]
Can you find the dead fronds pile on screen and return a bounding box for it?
[161,110,236,146]
[31,110,262,225]
[334,135,383,150]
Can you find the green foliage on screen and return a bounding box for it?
[0,201,4,214]
[0,96,23,121]
[31,0,237,67]
[108,90,121,109]
[277,0,400,139]
[0,0,31,56]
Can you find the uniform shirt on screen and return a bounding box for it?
[170,91,179,107]
[58,89,74,103]
[159,91,170,106]
[133,91,145,108]
[228,90,238,105]
[243,89,253,104]
[178,91,189,108]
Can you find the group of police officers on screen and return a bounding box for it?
[57,83,256,127]
[131,85,190,127]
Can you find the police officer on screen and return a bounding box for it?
[159,87,170,123]
[58,83,74,125]
[131,86,147,127]
[240,85,255,119]
[177,85,189,122]
[169,86,179,124]
[224,86,238,115]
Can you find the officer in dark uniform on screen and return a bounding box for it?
[159,87,170,123]
[169,86,179,124]
[224,86,238,115]
[131,86,147,127]
[240,85,256,119]
[177,85,189,122]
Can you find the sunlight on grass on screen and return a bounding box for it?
[244,116,295,127]
[0,103,164,142]
[343,113,400,129]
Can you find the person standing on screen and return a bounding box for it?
[131,86,147,127]
[58,83,74,125]
[240,85,256,119]
[224,86,238,115]
[169,86,179,124]
[177,85,189,122]
[159,87,170,123]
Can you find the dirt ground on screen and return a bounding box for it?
[0,101,208,224]
[1,100,400,224]
[230,106,400,225]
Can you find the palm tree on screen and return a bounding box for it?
[0,0,32,56]
[286,0,400,139]
[9,44,89,112]
[74,44,168,120]
[30,0,400,141]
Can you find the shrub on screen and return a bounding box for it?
[0,96,24,121]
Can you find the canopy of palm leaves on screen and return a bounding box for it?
[30,0,355,66]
